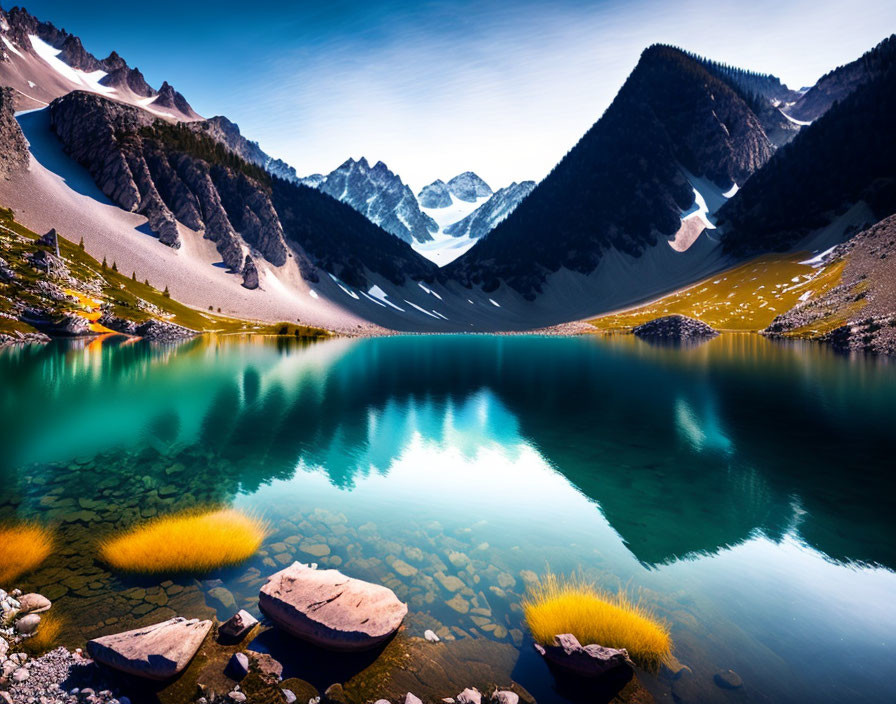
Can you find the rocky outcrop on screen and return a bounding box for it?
[633,315,719,340]
[241,255,259,289]
[151,81,200,120]
[444,181,535,239]
[192,116,300,183]
[48,92,289,271]
[258,562,408,651]
[418,180,453,208]
[135,318,196,342]
[764,214,896,356]
[86,617,212,681]
[0,87,29,176]
[534,634,632,680]
[217,610,258,644]
[49,91,153,211]
[319,158,438,244]
[788,34,895,122]
[447,172,492,202]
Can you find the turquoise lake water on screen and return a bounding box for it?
[1,334,894,702]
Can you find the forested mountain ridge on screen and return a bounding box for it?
[47,91,436,291]
[718,58,896,256]
[787,34,896,122]
[447,44,775,298]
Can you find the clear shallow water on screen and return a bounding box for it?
[1,334,894,702]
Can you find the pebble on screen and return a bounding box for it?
[424,629,440,642]
[225,652,250,681]
[714,669,744,689]
[492,692,519,704]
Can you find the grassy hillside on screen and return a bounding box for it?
[0,207,330,340]
[587,251,848,333]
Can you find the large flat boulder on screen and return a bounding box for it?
[259,562,407,651]
[87,617,212,681]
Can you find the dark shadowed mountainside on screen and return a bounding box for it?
[718,60,896,256]
[448,44,774,298]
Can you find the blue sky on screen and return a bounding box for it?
[17,0,896,190]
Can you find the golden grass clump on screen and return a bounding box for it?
[523,573,671,668]
[22,612,64,656]
[0,524,54,583]
[99,508,269,573]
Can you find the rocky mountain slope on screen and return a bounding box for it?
[694,57,804,148]
[444,181,535,240]
[0,86,26,175]
[318,158,438,244]
[417,179,453,208]
[190,115,300,183]
[787,34,896,122]
[0,207,328,345]
[448,44,775,298]
[0,4,199,120]
[764,214,896,355]
[446,172,492,202]
[717,52,896,256]
[47,91,435,294]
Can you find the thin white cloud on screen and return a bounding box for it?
[213,0,896,188]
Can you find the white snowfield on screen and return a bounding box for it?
[29,35,116,96]
[415,194,489,266]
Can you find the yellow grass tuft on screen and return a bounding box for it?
[22,612,64,656]
[0,524,54,583]
[523,573,672,668]
[99,508,269,573]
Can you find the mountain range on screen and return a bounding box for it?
[1,1,894,340]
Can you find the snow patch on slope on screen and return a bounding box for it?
[29,35,116,96]
[415,193,490,266]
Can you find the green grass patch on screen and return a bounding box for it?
[0,207,331,338]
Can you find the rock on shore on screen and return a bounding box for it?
[87,617,212,681]
[633,315,719,341]
[259,562,407,651]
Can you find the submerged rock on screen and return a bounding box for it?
[259,562,407,651]
[492,692,519,704]
[86,616,212,680]
[224,652,249,681]
[714,669,743,689]
[533,633,632,680]
[633,315,719,341]
[456,688,482,704]
[218,609,259,644]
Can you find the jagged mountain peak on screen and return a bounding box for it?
[0,3,199,120]
[418,179,453,208]
[319,157,438,244]
[447,171,492,202]
[443,180,536,240]
[192,115,301,183]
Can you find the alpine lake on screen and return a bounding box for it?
[1,333,894,703]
